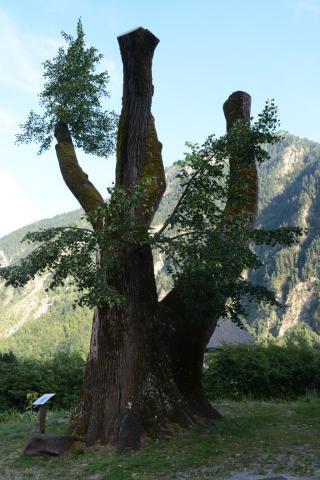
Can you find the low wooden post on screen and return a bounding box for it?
[39,405,48,434]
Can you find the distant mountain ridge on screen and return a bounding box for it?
[248,132,320,345]
[1,131,320,357]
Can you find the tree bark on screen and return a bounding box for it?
[161,91,257,420]
[54,122,104,231]
[69,28,208,451]
[116,27,166,223]
[222,91,258,228]
[58,24,259,448]
[70,246,198,451]
[159,289,222,421]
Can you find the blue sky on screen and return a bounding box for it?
[1,0,320,236]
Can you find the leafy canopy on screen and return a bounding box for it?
[0,184,149,307]
[16,19,118,156]
[152,100,303,322]
[0,100,303,318]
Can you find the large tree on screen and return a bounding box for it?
[1,24,301,450]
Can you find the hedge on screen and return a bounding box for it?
[1,345,319,411]
[0,352,85,411]
[203,344,320,400]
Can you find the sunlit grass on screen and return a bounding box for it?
[0,397,319,479]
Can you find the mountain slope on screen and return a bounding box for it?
[248,133,320,344]
[1,132,320,356]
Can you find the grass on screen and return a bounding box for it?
[0,397,319,479]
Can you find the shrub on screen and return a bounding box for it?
[0,351,85,411]
[203,344,320,400]
[1,345,319,410]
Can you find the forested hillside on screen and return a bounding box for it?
[1,131,320,357]
[248,132,320,345]
[0,210,92,357]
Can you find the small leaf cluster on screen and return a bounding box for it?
[214,99,281,167]
[16,19,118,156]
[0,226,104,307]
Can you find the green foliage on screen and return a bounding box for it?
[0,409,21,424]
[246,133,320,340]
[1,343,319,414]
[2,102,303,320]
[1,130,320,353]
[0,351,16,363]
[25,391,38,411]
[0,227,95,290]
[279,323,320,348]
[16,19,118,156]
[153,102,303,322]
[203,344,320,400]
[0,352,85,411]
[0,184,150,308]
[0,290,92,358]
[0,210,83,266]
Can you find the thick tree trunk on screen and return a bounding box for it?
[159,289,222,421]
[69,27,210,450]
[160,91,257,419]
[70,246,199,450]
[116,27,165,222]
[65,25,258,448]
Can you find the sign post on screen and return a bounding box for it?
[33,393,55,434]
[39,405,47,433]
[25,392,78,456]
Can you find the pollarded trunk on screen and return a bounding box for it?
[159,289,222,421]
[66,26,258,449]
[70,246,201,450]
[159,91,257,418]
[222,91,257,228]
[69,27,210,450]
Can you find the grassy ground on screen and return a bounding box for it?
[0,397,319,480]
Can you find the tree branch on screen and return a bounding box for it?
[116,27,165,226]
[222,91,258,228]
[157,230,198,243]
[54,121,104,230]
[153,171,198,241]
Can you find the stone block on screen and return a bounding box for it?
[24,434,78,456]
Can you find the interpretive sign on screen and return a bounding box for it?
[33,393,55,406]
[32,394,56,434]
